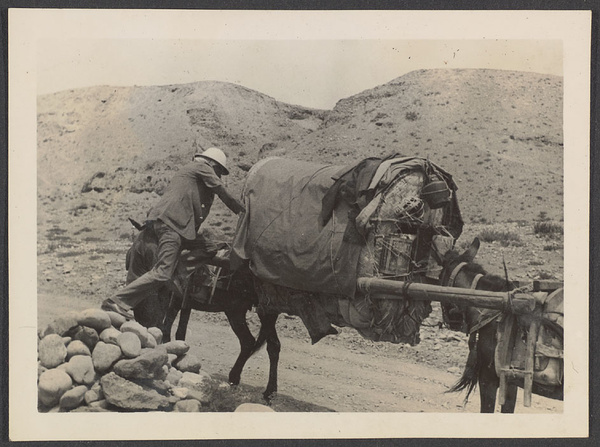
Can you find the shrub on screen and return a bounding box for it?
[534,221,563,235]
[478,229,522,245]
[543,244,562,251]
[536,271,555,280]
[405,111,419,121]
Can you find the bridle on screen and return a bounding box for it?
[446,261,484,290]
[445,259,502,335]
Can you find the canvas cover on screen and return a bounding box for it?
[232,157,361,297]
[232,155,463,345]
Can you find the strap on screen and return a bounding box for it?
[470,273,484,290]
[448,262,467,287]
[468,311,502,335]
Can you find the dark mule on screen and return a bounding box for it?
[437,238,563,412]
[125,224,280,399]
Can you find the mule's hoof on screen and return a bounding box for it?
[263,391,276,403]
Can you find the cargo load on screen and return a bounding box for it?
[232,155,464,344]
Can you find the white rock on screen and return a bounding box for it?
[72,326,100,351]
[172,387,189,399]
[84,389,101,405]
[59,385,88,411]
[92,341,122,373]
[174,399,201,412]
[99,327,121,345]
[178,371,213,404]
[120,321,150,346]
[113,349,168,380]
[66,355,96,385]
[148,327,163,345]
[166,368,183,387]
[117,332,142,358]
[38,334,68,368]
[38,369,73,407]
[38,311,80,338]
[77,308,112,332]
[235,403,275,412]
[100,372,169,411]
[162,340,190,356]
[174,351,202,374]
[105,311,126,329]
[66,340,91,359]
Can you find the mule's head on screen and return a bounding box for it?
[437,236,515,292]
[434,237,481,331]
[431,237,480,286]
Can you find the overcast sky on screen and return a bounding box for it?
[37,38,562,110]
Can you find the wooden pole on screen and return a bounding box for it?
[523,316,541,407]
[357,277,536,314]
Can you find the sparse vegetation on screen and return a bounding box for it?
[405,111,419,121]
[543,244,561,251]
[477,229,522,246]
[533,221,563,236]
[536,271,555,280]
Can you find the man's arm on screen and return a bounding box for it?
[190,159,246,214]
[213,185,246,215]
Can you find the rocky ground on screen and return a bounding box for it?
[37,215,563,413]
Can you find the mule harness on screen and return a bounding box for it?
[447,261,501,335]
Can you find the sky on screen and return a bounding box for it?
[37,38,563,110]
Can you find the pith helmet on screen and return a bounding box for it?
[196,147,229,175]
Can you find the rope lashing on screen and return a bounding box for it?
[503,290,517,314]
[402,280,413,299]
[448,262,467,287]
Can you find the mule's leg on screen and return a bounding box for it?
[500,384,518,413]
[478,365,499,413]
[259,311,281,402]
[225,309,256,386]
[175,307,192,341]
[478,326,499,413]
[161,292,180,343]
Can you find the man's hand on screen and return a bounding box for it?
[233,200,246,215]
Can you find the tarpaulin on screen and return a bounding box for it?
[232,158,361,297]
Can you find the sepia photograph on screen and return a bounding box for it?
[8,8,590,440]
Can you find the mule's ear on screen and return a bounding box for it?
[462,237,480,262]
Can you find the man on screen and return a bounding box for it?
[102,147,246,318]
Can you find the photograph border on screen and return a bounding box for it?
[4,4,595,443]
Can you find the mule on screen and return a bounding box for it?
[125,224,280,399]
[437,237,563,412]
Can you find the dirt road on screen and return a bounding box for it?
[38,285,561,414]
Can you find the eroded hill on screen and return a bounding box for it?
[37,69,563,241]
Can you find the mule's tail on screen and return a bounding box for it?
[446,332,480,402]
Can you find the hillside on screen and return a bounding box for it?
[276,69,563,223]
[37,69,563,242]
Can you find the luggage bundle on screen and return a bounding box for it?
[232,155,463,344]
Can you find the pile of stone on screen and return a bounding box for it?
[37,308,227,412]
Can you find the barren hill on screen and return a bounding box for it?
[37,69,563,240]
[275,69,563,223]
